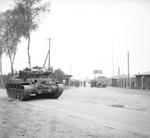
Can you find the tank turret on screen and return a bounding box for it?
[5,67,64,101]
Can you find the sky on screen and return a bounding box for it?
[1,0,150,79]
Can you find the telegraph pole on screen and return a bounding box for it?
[127,51,130,88]
[43,38,51,70]
[112,45,114,76]
[48,38,50,70]
[127,51,129,77]
[70,64,72,76]
[118,67,120,76]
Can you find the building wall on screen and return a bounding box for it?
[64,78,70,86]
[143,76,150,89]
[111,75,150,90]
[130,77,136,89]
[112,79,117,87]
[136,76,141,89]
[112,76,136,89]
[136,75,150,90]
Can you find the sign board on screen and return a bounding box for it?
[93,70,102,74]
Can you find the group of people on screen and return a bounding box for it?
[70,80,86,87]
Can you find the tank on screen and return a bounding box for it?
[5,67,64,101]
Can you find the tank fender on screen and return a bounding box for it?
[23,85,34,93]
[57,84,64,92]
[56,84,64,94]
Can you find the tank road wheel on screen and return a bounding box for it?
[13,89,16,99]
[18,89,30,101]
[10,89,13,98]
[16,90,20,99]
[16,88,22,100]
[9,88,12,98]
[18,89,25,101]
[7,91,10,97]
[50,84,64,99]
[11,87,14,98]
[17,92,20,100]
[14,90,18,99]
[15,90,18,99]
[13,91,15,99]
[12,89,15,99]
[24,93,30,101]
[10,91,13,98]
[19,92,25,101]
[16,88,20,99]
[8,88,10,97]
[8,88,11,98]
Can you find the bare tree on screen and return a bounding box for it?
[0,47,3,86]
[14,0,49,68]
[0,10,21,76]
[0,13,4,85]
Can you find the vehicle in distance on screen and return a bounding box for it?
[90,76,107,88]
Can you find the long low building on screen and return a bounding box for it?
[135,71,150,90]
[111,75,136,89]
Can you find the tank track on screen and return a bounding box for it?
[5,84,30,101]
[5,83,64,100]
[47,84,64,99]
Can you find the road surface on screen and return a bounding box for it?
[0,86,150,138]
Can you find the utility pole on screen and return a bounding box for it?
[118,67,120,76]
[43,37,51,70]
[112,45,114,76]
[70,64,72,76]
[48,38,50,70]
[127,51,130,88]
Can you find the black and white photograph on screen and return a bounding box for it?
[0,0,150,137]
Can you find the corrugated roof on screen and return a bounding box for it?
[64,73,72,78]
[135,71,150,76]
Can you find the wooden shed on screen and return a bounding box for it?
[135,71,150,89]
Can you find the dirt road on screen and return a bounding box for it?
[0,87,150,138]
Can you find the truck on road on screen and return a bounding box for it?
[90,76,107,88]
